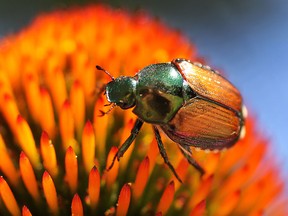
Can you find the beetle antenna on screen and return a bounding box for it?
[96,65,115,81]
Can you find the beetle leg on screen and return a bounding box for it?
[107,118,144,171]
[178,144,205,175]
[153,126,183,183]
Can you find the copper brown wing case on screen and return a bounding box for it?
[161,60,244,150]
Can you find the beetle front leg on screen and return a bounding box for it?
[107,118,144,171]
[178,144,205,175]
[153,126,183,183]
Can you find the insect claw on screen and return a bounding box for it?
[98,110,106,117]
[107,154,118,171]
[174,173,183,183]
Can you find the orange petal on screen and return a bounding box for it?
[0,176,21,216]
[65,146,78,193]
[171,158,189,191]
[133,156,150,200]
[0,135,20,187]
[189,200,206,216]
[214,164,250,200]
[0,93,19,134]
[47,68,67,114]
[39,88,56,137]
[116,183,131,216]
[82,120,96,173]
[157,181,175,215]
[40,131,58,177]
[42,171,59,214]
[71,52,95,102]
[88,166,100,210]
[93,96,109,159]
[188,175,213,210]
[71,193,83,216]
[19,152,40,201]
[147,138,158,175]
[105,146,119,187]
[15,115,41,169]
[213,190,241,215]
[22,205,32,216]
[70,80,85,134]
[23,73,41,122]
[59,100,76,150]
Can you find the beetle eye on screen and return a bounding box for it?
[118,98,135,109]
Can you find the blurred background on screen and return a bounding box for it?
[0,0,287,176]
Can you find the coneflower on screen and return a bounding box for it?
[0,4,286,216]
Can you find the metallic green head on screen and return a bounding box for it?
[106,76,137,109]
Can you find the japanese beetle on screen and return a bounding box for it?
[97,58,246,182]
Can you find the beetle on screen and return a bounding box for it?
[97,58,246,182]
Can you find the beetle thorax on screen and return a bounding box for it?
[106,76,137,109]
[132,63,185,124]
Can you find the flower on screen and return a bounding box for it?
[0,4,287,216]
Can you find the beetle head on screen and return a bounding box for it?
[106,76,137,109]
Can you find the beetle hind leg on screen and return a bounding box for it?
[178,144,205,175]
[153,126,183,183]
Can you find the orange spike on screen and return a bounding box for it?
[157,181,175,215]
[189,200,206,216]
[70,52,95,102]
[78,66,96,105]
[188,175,214,210]
[82,121,96,173]
[105,146,119,187]
[39,88,56,137]
[245,140,267,176]
[19,152,40,202]
[218,127,251,175]
[233,175,264,214]
[0,93,19,134]
[71,194,83,216]
[93,96,109,159]
[40,131,59,177]
[15,115,41,169]
[116,183,131,216]
[65,146,78,193]
[147,138,158,175]
[119,118,135,171]
[172,158,189,191]
[59,100,77,151]
[133,156,150,200]
[70,80,85,134]
[215,164,250,200]
[213,190,241,215]
[203,153,220,176]
[48,68,67,114]
[23,73,41,122]
[0,72,12,97]
[22,205,32,216]
[42,171,59,215]
[250,170,284,213]
[0,176,21,216]
[88,166,100,210]
[0,134,5,149]
[0,135,20,187]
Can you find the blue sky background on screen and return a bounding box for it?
[0,0,287,177]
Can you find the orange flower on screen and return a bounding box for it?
[0,4,287,215]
